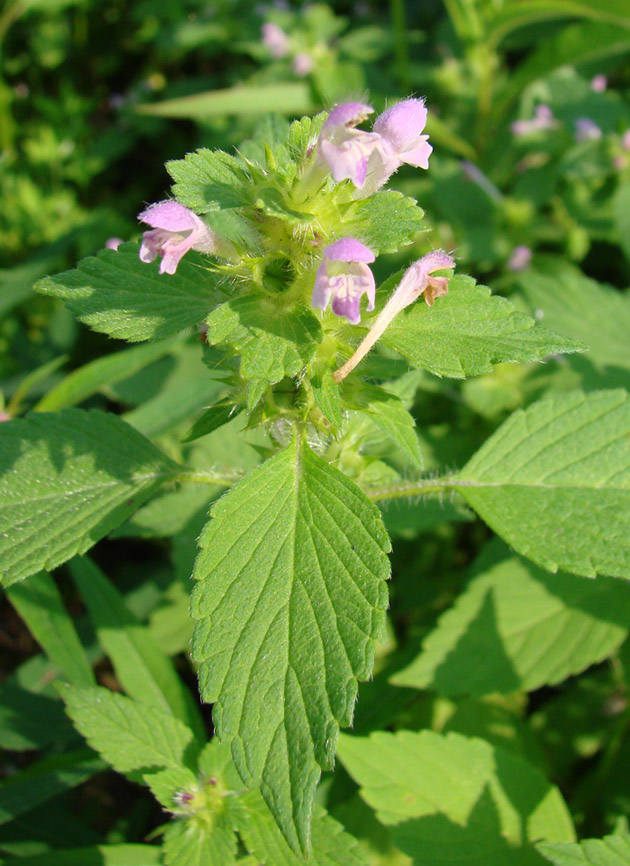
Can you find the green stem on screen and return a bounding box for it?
[173,469,241,488]
[363,476,458,502]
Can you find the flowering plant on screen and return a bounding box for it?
[6,92,630,866]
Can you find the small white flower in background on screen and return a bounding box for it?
[292,53,313,76]
[507,245,532,272]
[511,105,556,137]
[261,22,290,58]
[574,118,602,142]
[591,74,607,93]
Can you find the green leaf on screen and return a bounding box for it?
[516,258,630,376]
[143,766,198,811]
[68,556,205,741]
[539,833,630,865]
[0,845,163,866]
[206,296,322,407]
[339,191,427,255]
[138,82,313,120]
[380,275,583,378]
[455,390,630,578]
[166,149,250,214]
[614,183,630,263]
[237,793,369,866]
[35,243,225,342]
[350,384,423,467]
[34,336,181,412]
[190,437,391,854]
[7,571,94,688]
[393,540,630,695]
[163,820,237,866]
[61,685,195,774]
[0,409,180,586]
[338,729,575,866]
[488,0,630,47]
[0,750,103,826]
[183,403,238,443]
[311,368,342,427]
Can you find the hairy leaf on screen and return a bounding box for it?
[393,541,630,695]
[380,275,583,378]
[167,148,250,213]
[456,390,630,578]
[351,384,423,467]
[0,410,180,586]
[190,437,391,853]
[35,243,225,342]
[62,686,195,774]
[339,191,428,255]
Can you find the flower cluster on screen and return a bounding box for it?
[128,98,446,356]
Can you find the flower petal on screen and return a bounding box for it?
[324,238,375,263]
[373,98,428,154]
[138,200,199,233]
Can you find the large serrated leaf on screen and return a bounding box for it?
[338,729,575,866]
[393,540,630,696]
[539,833,630,865]
[35,243,224,342]
[237,794,368,866]
[190,437,391,854]
[455,390,630,578]
[62,686,196,774]
[379,275,584,378]
[0,410,180,586]
[167,149,250,213]
[206,296,322,406]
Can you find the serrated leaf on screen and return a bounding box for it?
[144,767,198,812]
[539,833,630,865]
[380,274,584,378]
[516,258,630,375]
[455,390,630,578]
[69,556,205,740]
[190,437,391,853]
[7,571,94,688]
[393,540,630,696]
[166,149,250,213]
[35,243,225,342]
[351,384,423,467]
[62,685,195,774]
[163,820,238,866]
[206,296,322,406]
[339,190,427,255]
[0,410,180,586]
[237,793,368,866]
[338,729,575,866]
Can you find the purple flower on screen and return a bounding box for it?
[622,130,630,151]
[591,74,607,93]
[507,245,532,272]
[292,52,313,76]
[317,102,381,188]
[373,98,432,170]
[105,237,123,251]
[138,201,219,275]
[312,238,376,325]
[511,105,556,136]
[261,22,290,58]
[333,250,455,382]
[574,117,602,142]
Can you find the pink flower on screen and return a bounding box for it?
[312,238,376,325]
[138,201,219,275]
[333,250,455,382]
[574,118,602,142]
[591,74,607,93]
[511,105,556,136]
[292,52,313,76]
[261,22,290,58]
[317,102,381,188]
[507,245,532,272]
[105,237,123,251]
[622,130,630,151]
[373,98,432,171]
[0,410,11,422]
